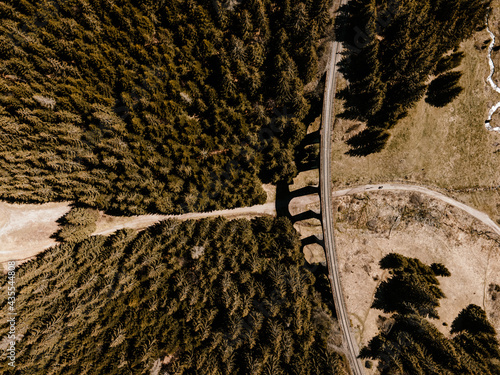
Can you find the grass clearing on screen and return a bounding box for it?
[332,2,500,220]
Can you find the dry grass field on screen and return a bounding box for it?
[334,191,500,374]
[333,191,500,343]
[331,1,500,221]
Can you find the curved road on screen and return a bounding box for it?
[319,5,500,373]
[319,0,366,372]
[333,184,500,236]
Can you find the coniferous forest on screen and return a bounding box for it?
[0,0,332,215]
[336,0,491,155]
[54,206,100,242]
[0,217,348,374]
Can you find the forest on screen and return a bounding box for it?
[335,0,491,155]
[0,0,332,215]
[0,217,348,374]
[361,253,500,374]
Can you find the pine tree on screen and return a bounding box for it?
[425,71,463,108]
[452,304,500,374]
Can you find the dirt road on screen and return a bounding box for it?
[333,184,500,236]
[93,202,276,236]
[3,183,500,265]
[0,201,275,265]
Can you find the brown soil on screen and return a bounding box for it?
[2,186,499,351]
[93,202,276,237]
[330,3,500,222]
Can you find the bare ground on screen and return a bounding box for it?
[0,187,277,269]
[330,2,500,222]
[93,202,276,237]
[0,201,71,265]
[295,189,500,348]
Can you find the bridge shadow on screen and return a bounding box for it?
[275,183,320,218]
[276,181,325,259]
[297,159,320,173]
[299,130,320,147]
[291,209,321,223]
[296,134,320,173]
[275,72,327,262]
[276,181,293,219]
[290,185,319,199]
[301,234,324,247]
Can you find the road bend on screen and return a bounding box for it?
[319,0,365,373]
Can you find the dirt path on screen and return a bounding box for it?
[333,184,500,236]
[0,201,276,266]
[2,183,500,268]
[93,203,276,236]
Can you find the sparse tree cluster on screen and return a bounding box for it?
[336,0,490,155]
[361,253,500,374]
[54,207,100,242]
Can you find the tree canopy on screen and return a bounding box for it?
[0,0,332,215]
[0,217,348,374]
[361,253,500,374]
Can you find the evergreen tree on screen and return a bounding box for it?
[0,0,333,213]
[337,0,491,154]
[0,217,350,374]
[425,71,463,107]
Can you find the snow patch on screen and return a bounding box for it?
[485,13,500,131]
